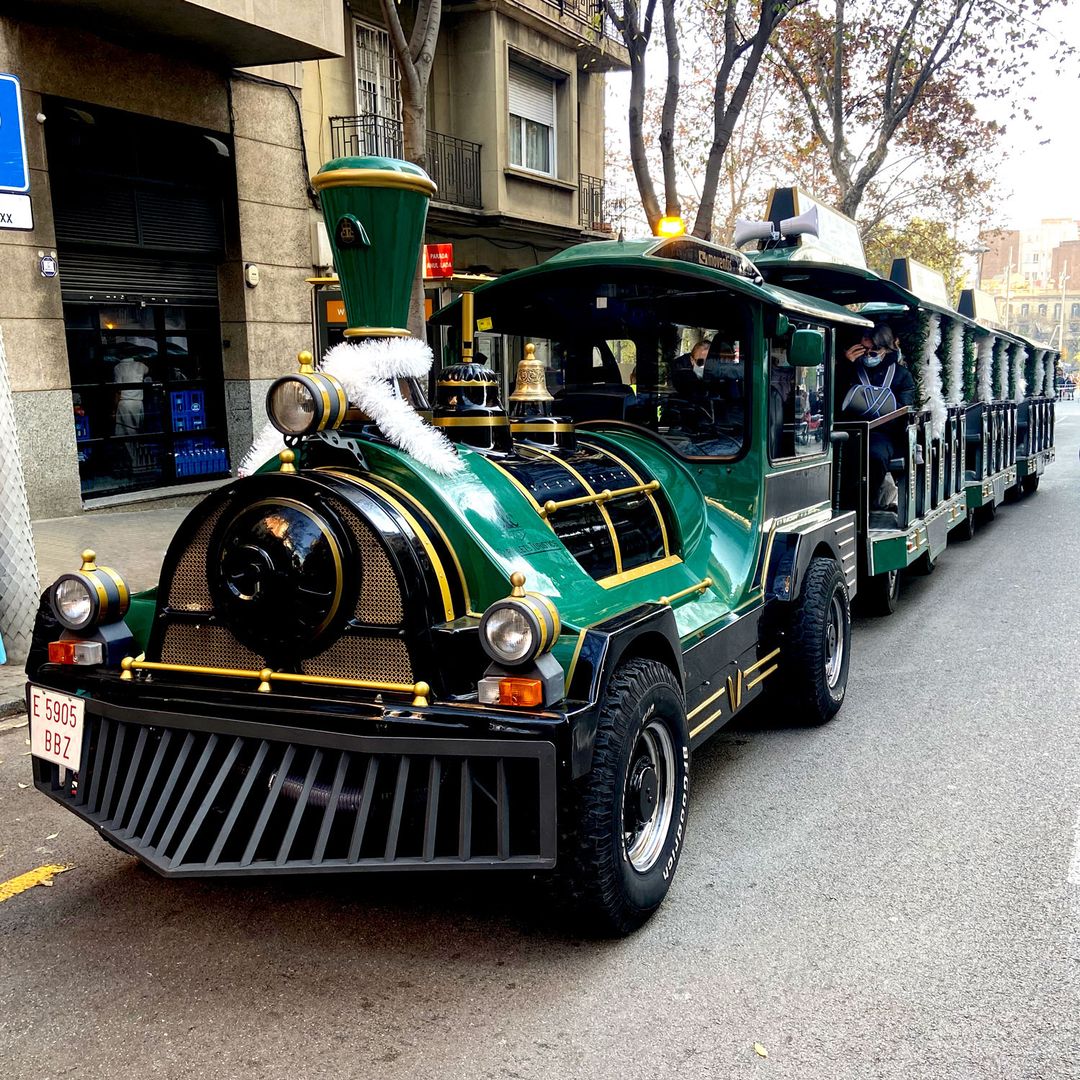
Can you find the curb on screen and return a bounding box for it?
[1,697,25,720]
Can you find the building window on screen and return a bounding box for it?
[508,63,555,175]
[1039,304,1048,316]
[1071,303,1080,317]
[1054,303,1061,318]
[1021,303,1029,315]
[354,20,402,156]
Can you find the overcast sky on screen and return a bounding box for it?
[604,4,1080,235]
[974,3,1079,228]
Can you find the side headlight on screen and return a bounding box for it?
[266,372,347,437]
[479,573,560,667]
[49,550,130,632]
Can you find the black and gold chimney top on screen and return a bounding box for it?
[510,343,575,450]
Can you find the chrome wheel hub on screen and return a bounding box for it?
[623,720,676,873]
[825,592,845,689]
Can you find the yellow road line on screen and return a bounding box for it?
[0,864,73,903]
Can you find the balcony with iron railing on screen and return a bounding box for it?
[580,174,611,233]
[330,115,482,210]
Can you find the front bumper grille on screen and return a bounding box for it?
[33,704,557,875]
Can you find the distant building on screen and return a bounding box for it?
[978,219,1080,364]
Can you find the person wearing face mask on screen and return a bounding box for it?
[840,325,915,510]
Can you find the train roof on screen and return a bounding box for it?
[432,237,874,330]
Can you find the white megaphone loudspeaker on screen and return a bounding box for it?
[733,217,776,248]
[779,205,819,240]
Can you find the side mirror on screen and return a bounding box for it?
[790,328,825,367]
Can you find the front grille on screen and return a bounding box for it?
[302,636,413,682]
[158,494,412,685]
[33,708,557,873]
[167,502,225,612]
[333,499,403,623]
[161,623,263,671]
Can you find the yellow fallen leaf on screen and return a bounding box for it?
[17,782,28,789]
[0,864,73,903]
[754,1043,768,1059]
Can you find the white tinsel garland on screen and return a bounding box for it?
[995,339,1009,400]
[920,314,946,436]
[945,318,964,404]
[1045,351,1057,396]
[239,337,463,477]
[1012,344,1027,403]
[976,336,994,402]
[1033,350,1046,399]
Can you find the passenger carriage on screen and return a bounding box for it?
[739,188,1057,614]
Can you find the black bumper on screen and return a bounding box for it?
[31,691,559,876]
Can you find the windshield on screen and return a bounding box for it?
[442,268,754,459]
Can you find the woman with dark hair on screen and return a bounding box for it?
[840,324,915,509]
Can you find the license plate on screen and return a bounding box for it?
[29,686,85,772]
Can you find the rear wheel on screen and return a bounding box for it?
[1022,475,1040,495]
[863,567,900,616]
[954,505,976,542]
[558,658,689,936]
[782,557,851,723]
[978,498,998,525]
[912,549,937,575]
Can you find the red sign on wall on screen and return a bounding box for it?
[423,243,454,279]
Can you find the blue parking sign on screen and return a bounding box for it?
[0,73,30,194]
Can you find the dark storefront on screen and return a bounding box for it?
[46,100,232,499]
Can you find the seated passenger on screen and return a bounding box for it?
[840,325,915,509]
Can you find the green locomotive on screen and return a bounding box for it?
[27,160,949,933]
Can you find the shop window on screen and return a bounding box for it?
[66,302,229,498]
[509,63,556,175]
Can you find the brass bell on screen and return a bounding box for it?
[509,343,554,412]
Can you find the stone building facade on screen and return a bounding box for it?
[0,3,342,518]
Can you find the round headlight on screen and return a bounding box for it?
[52,576,95,631]
[482,603,537,664]
[268,377,317,435]
[266,373,348,438]
[479,593,560,667]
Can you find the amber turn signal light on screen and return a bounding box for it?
[48,640,104,666]
[497,677,543,707]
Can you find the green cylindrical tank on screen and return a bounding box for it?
[311,156,436,338]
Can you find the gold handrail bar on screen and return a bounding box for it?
[540,479,660,518]
[658,577,713,607]
[120,657,431,707]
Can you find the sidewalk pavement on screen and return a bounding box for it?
[1,506,190,718]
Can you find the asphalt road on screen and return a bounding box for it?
[2,408,1079,1080]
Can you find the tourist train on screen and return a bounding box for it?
[24,161,1056,934]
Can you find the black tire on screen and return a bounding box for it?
[911,549,937,575]
[782,557,851,723]
[1004,484,1022,504]
[954,506,976,542]
[863,566,900,616]
[978,499,998,524]
[1022,475,1040,495]
[557,658,689,936]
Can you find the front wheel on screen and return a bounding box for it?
[782,557,851,723]
[558,658,690,935]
